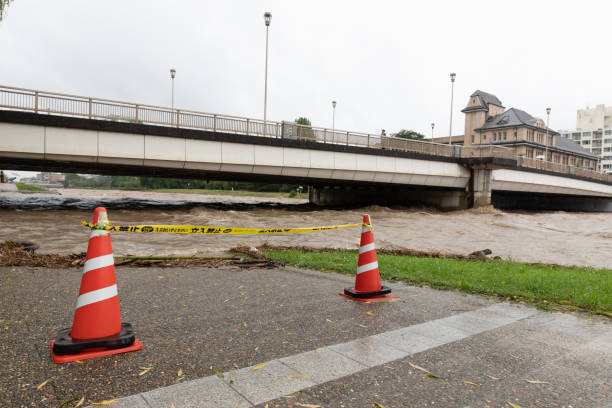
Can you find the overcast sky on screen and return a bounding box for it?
[2,0,612,143]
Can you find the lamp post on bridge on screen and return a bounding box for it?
[170,69,176,110]
[546,107,551,162]
[332,100,337,135]
[448,72,456,145]
[263,11,272,136]
[431,122,435,139]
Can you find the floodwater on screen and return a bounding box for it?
[1,188,611,269]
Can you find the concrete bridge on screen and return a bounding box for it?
[1,85,611,211]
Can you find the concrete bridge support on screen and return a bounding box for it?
[308,186,467,210]
[470,167,492,208]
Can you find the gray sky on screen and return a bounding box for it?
[1,0,611,142]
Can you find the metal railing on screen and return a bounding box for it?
[1,85,611,184]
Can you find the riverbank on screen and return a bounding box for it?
[259,247,612,317]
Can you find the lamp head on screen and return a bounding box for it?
[431,123,435,128]
[264,12,271,26]
[332,100,336,108]
[450,72,456,82]
[546,107,551,115]
[170,69,176,79]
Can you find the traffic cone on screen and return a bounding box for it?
[50,207,142,363]
[339,214,398,302]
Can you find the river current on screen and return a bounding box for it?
[0,188,610,269]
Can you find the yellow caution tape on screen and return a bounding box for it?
[81,221,366,235]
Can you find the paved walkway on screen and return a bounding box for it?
[0,265,610,407]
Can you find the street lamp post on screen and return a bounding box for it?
[546,107,551,162]
[170,69,176,110]
[448,72,456,145]
[332,100,337,135]
[263,12,272,136]
[431,122,435,139]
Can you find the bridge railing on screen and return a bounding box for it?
[1,85,611,184]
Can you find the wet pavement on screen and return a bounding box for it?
[0,264,610,407]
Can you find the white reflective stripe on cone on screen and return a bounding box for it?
[83,254,115,274]
[89,229,110,238]
[75,284,118,309]
[359,243,376,254]
[357,261,378,274]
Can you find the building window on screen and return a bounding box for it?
[605,139,612,144]
[493,133,497,141]
[471,135,474,143]
[504,131,507,140]
[582,140,591,145]
[605,130,612,135]
[514,131,517,138]
[583,131,591,137]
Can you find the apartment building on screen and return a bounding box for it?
[559,104,612,172]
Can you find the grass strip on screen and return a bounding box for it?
[16,182,46,191]
[261,249,612,316]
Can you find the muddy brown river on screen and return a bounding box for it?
[1,188,610,269]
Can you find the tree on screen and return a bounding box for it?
[391,129,425,140]
[295,117,311,126]
[0,0,13,22]
[294,117,315,141]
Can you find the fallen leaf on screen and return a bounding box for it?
[242,322,247,328]
[138,367,152,376]
[326,319,333,323]
[229,370,234,384]
[486,374,501,380]
[464,381,480,387]
[216,369,224,379]
[36,379,51,390]
[58,396,83,407]
[373,403,389,408]
[315,347,324,352]
[282,395,297,399]
[74,396,85,407]
[177,368,183,377]
[90,400,117,405]
[408,362,431,374]
[295,403,322,408]
[366,311,374,316]
[288,375,312,380]
[74,360,83,364]
[156,275,164,279]
[171,404,175,408]
[559,300,570,304]
[426,373,442,379]
[252,363,266,371]
[506,402,524,408]
[525,379,549,384]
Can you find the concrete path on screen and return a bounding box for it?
[0,264,610,407]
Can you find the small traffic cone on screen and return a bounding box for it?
[50,207,142,363]
[339,214,398,302]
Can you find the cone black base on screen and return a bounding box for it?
[52,323,136,356]
[343,285,392,299]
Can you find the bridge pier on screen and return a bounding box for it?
[308,186,467,210]
[470,167,493,208]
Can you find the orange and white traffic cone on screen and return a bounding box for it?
[340,214,397,302]
[50,207,142,363]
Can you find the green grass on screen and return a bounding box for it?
[15,182,46,191]
[261,249,612,316]
[153,189,295,198]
